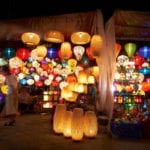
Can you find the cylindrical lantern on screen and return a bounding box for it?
[53,104,66,134]
[71,108,84,141]
[59,42,72,60]
[44,30,64,43]
[21,32,40,46]
[90,34,103,57]
[63,111,73,138]
[83,111,98,138]
[71,31,91,45]
[124,42,137,58]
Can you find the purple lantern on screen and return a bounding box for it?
[47,47,58,59]
[0,93,4,101]
[138,46,150,59]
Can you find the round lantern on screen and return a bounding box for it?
[139,67,150,75]
[90,34,103,57]
[138,46,150,59]
[16,48,30,61]
[124,42,137,58]
[83,111,98,138]
[71,31,91,45]
[35,80,43,87]
[26,79,34,85]
[19,78,27,85]
[116,43,122,57]
[68,59,77,72]
[21,32,40,46]
[9,57,24,69]
[131,55,145,66]
[44,30,64,43]
[73,46,85,61]
[81,56,90,67]
[71,108,84,141]
[0,74,6,84]
[53,104,67,134]
[2,47,16,59]
[47,47,58,59]
[35,45,47,57]
[63,111,73,138]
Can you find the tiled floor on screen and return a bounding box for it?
[0,113,150,150]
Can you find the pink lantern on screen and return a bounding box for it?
[16,48,30,61]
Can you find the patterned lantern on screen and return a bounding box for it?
[90,34,103,57]
[2,47,16,59]
[9,57,24,69]
[44,30,64,43]
[71,31,91,45]
[124,42,137,58]
[68,59,77,72]
[59,42,72,60]
[53,104,66,134]
[83,111,98,138]
[21,32,40,46]
[73,46,85,61]
[63,111,73,138]
[1,85,8,94]
[71,108,84,141]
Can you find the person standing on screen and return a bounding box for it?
[3,68,19,126]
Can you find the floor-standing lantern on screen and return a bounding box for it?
[71,108,84,141]
[63,111,73,138]
[83,111,98,138]
[53,104,66,134]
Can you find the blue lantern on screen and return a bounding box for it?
[138,46,150,59]
[2,47,16,59]
[139,67,150,75]
[47,47,58,59]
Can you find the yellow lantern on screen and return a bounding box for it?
[1,85,8,94]
[21,32,40,46]
[63,111,73,138]
[35,45,47,57]
[90,34,103,57]
[71,32,91,45]
[43,102,53,108]
[77,71,88,84]
[44,30,64,43]
[83,111,98,138]
[71,108,84,141]
[43,91,49,101]
[60,42,72,60]
[91,66,99,79]
[87,75,95,84]
[53,104,66,134]
[68,59,77,72]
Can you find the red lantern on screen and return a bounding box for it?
[141,82,150,92]
[16,48,30,61]
[86,47,95,60]
[116,43,122,57]
[131,55,145,66]
[35,80,43,87]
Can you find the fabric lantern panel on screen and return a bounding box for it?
[2,48,16,59]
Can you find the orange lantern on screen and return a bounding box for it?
[67,75,77,83]
[116,43,122,57]
[77,71,88,84]
[35,45,47,57]
[90,34,103,57]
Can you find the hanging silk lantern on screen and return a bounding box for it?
[73,46,85,61]
[9,57,24,69]
[78,71,88,84]
[71,108,84,141]
[9,68,21,75]
[1,85,8,94]
[35,80,43,87]
[141,82,150,92]
[83,111,98,138]
[44,30,64,43]
[16,48,30,61]
[86,47,95,60]
[63,111,73,138]
[59,42,72,60]
[21,32,40,46]
[35,45,47,57]
[139,67,150,75]
[2,47,16,59]
[124,42,137,58]
[47,47,58,59]
[81,56,89,67]
[0,58,8,66]
[138,46,150,59]
[53,104,66,134]
[131,55,145,66]
[67,75,77,83]
[71,31,91,45]
[68,59,77,72]
[90,34,103,57]
[116,43,122,57]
